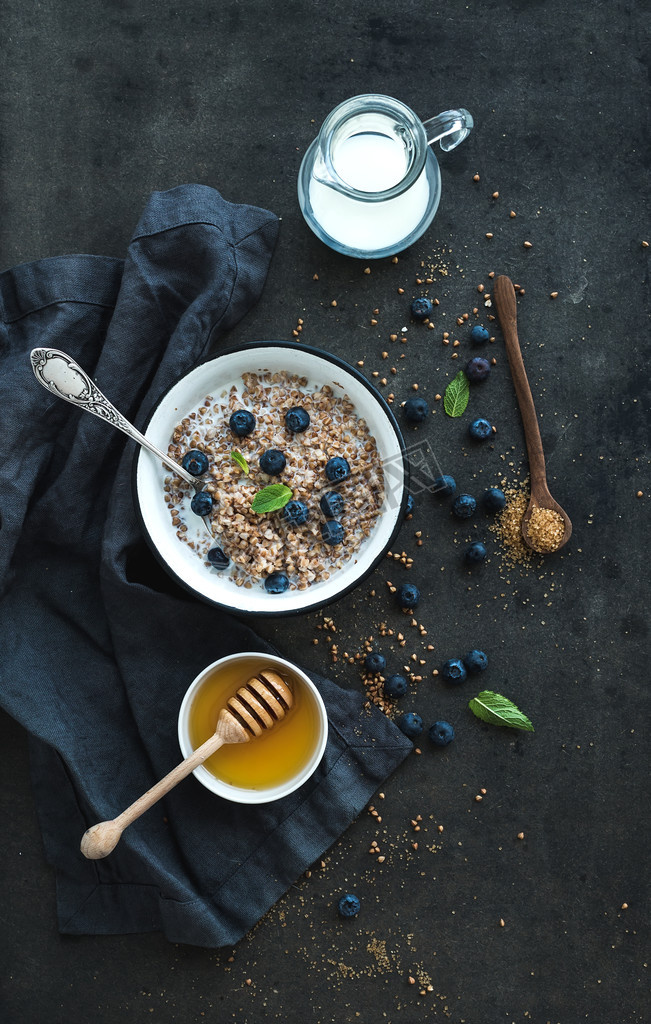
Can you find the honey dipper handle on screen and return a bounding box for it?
[80,729,229,860]
[493,276,548,494]
[117,731,227,828]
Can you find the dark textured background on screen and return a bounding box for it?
[1,2,649,1022]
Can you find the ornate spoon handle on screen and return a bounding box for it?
[30,348,197,488]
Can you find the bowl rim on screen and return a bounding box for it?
[177,651,329,803]
[131,340,410,617]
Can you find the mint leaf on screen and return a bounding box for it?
[444,370,470,417]
[230,450,249,474]
[251,484,293,514]
[468,691,534,732]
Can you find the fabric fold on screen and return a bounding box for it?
[0,184,412,948]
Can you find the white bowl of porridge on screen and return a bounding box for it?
[133,342,409,616]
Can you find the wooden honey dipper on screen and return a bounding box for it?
[80,669,293,860]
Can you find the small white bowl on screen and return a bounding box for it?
[133,341,409,616]
[177,653,328,804]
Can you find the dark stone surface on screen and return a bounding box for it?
[1,2,648,1022]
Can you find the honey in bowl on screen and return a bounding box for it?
[188,655,323,791]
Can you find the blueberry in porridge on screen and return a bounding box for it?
[163,370,385,593]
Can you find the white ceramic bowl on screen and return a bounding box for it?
[177,653,328,803]
[133,341,408,615]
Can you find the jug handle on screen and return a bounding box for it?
[422,109,474,152]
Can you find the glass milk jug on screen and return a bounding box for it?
[298,94,473,259]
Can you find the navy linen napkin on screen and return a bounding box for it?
[0,184,412,947]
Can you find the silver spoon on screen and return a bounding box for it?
[30,348,213,531]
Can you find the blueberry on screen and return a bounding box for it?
[229,410,256,437]
[384,674,408,698]
[468,418,493,441]
[190,490,214,517]
[452,494,477,518]
[285,407,310,433]
[434,473,454,497]
[464,649,488,672]
[260,449,286,475]
[365,652,387,674]
[396,583,420,609]
[411,297,434,321]
[483,487,506,512]
[207,546,230,570]
[470,324,490,345]
[404,494,415,518]
[181,449,209,476]
[320,491,345,518]
[325,456,350,482]
[441,658,467,684]
[465,541,487,564]
[466,357,491,382]
[283,500,309,525]
[403,397,430,424]
[433,474,456,497]
[321,520,344,545]
[398,712,424,739]
[338,893,361,918]
[428,721,455,746]
[265,571,290,594]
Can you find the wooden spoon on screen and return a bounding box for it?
[80,669,293,860]
[492,276,572,551]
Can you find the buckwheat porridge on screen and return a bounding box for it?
[163,370,385,594]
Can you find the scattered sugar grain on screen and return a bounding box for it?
[489,482,534,568]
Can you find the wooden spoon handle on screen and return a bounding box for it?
[493,276,547,493]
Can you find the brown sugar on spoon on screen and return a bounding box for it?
[526,506,565,553]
